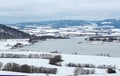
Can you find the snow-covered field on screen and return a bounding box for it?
[0,39,30,50]
[0,38,120,76]
[0,51,120,76]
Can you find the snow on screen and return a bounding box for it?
[0,51,120,76]
[0,71,27,75]
[0,71,119,76]
[0,39,30,50]
[111,29,120,32]
[101,22,112,24]
[62,54,120,67]
[111,33,120,36]
[0,38,120,76]
[3,24,120,76]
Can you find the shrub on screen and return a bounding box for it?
[20,64,31,73]
[74,68,95,75]
[3,63,20,72]
[107,68,116,74]
[49,55,63,66]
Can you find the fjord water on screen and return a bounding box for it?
[19,37,120,57]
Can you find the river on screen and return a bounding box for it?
[18,37,120,57]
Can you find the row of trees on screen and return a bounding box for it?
[0,53,55,59]
[0,62,116,75]
[2,62,57,74]
[74,68,95,76]
[73,67,116,76]
[66,63,116,69]
[96,53,110,57]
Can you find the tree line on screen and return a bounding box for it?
[0,62,57,74]
[66,63,116,69]
[0,53,56,59]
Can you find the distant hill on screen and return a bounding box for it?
[11,20,91,28]
[0,24,31,39]
[8,19,120,29]
[96,19,120,28]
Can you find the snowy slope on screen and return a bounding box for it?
[0,51,120,76]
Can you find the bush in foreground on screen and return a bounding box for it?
[49,55,63,66]
[107,68,116,74]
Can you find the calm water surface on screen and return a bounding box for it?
[19,37,120,57]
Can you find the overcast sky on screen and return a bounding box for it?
[0,0,120,24]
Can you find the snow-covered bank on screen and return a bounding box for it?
[0,39,30,50]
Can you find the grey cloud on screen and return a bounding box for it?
[0,0,120,24]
